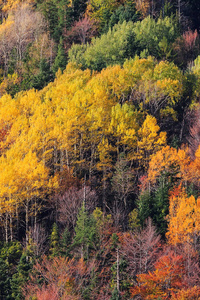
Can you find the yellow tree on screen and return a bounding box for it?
[0,154,19,242]
[109,103,139,157]
[166,186,200,247]
[134,114,166,169]
[147,146,190,185]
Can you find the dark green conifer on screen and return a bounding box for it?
[73,203,97,259]
[49,223,60,257]
[52,38,67,74]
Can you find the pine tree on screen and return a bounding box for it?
[52,38,67,74]
[60,226,71,257]
[137,190,152,227]
[49,223,60,257]
[73,203,97,259]
[0,258,10,299]
[111,287,121,300]
[31,58,53,90]
[152,175,170,236]
[11,252,33,300]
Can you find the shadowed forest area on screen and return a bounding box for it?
[0,0,200,299]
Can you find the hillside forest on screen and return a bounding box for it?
[1,0,200,299]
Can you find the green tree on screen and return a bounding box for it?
[68,21,137,71]
[31,58,53,90]
[49,223,60,257]
[137,190,152,228]
[73,203,97,259]
[152,176,171,237]
[105,2,140,32]
[52,38,67,74]
[67,43,87,68]
[60,226,71,257]
[133,15,179,59]
[37,0,72,43]
[0,242,23,299]
[0,258,10,299]
[11,252,33,300]
[111,287,121,300]
[137,175,171,236]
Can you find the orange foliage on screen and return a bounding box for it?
[24,255,97,299]
[166,186,200,246]
[171,286,200,300]
[131,251,185,299]
[135,0,151,17]
[148,145,190,184]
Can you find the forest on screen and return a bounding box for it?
[0,0,200,299]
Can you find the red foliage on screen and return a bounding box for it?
[65,16,97,46]
[183,29,198,51]
[173,29,199,67]
[23,256,98,299]
[130,250,186,299]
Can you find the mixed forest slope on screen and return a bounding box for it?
[0,0,200,299]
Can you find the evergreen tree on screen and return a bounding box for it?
[37,0,72,43]
[152,176,170,237]
[0,242,23,299]
[37,0,59,41]
[105,2,139,32]
[0,258,11,299]
[137,175,171,236]
[73,203,97,259]
[49,223,60,257]
[11,252,33,300]
[111,287,121,300]
[57,0,72,34]
[52,38,67,74]
[60,226,71,257]
[137,190,152,227]
[31,58,53,90]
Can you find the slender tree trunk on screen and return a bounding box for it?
[83,174,86,205]
[10,212,13,242]
[34,198,37,234]
[116,248,120,292]
[5,213,8,243]
[16,204,19,239]
[103,166,106,212]
[66,149,69,169]
[178,0,181,23]
[89,145,94,180]
[60,148,64,172]
[26,197,29,247]
[81,244,84,260]
[54,140,58,174]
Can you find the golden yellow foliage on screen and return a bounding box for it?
[166,186,200,245]
[133,115,166,168]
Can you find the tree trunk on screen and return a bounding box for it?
[10,212,13,242]
[117,248,120,292]
[5,213,8,243]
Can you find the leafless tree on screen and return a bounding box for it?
[0,3,46,73]
[121,218,162,279]
[12,3,46,66]
[112,155,135,209]
[30,224,48,257]
[187,107,200,158]
[0,18,15,75]
[56,186,97,230]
